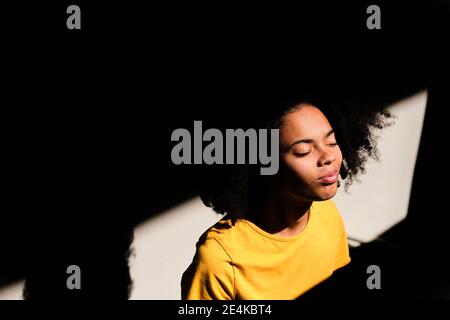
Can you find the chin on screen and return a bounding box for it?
[289,183,337,202]
[316,186,338,200]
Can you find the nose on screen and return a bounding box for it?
[318,149,335,167]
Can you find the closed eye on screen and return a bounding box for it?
[294,151,310,157]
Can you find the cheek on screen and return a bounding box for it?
[280,156,316,186]
[335,147,343,167]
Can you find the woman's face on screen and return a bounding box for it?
[277,104,343,201]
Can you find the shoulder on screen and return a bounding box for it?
[201,216,239,242]
[312,199,345,230]
[196,237,232,266]
[195,217,244,264]
[182,227,236,299]
[313,199,340,216]
[195,219,236,265]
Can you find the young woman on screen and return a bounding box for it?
[181,94,391,300]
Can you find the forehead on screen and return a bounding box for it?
[280,105,332,141]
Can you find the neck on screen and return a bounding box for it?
[250,188,312,236]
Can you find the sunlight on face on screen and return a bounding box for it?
[278,104,343,201]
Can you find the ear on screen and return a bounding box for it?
[339,160,348,180]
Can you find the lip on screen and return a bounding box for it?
[318,170,338,184]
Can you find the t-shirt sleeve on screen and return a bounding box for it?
[334,204,351,270]
[181,237,234,300]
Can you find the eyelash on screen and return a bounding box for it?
[294,152,310,157]
[294,143,338,157]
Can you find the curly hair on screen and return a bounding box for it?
[200,88,393,220]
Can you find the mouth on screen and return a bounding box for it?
[318,170,338,184]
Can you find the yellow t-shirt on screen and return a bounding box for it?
[181,199,351,300]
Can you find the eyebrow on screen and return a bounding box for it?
[285,129,335,151]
